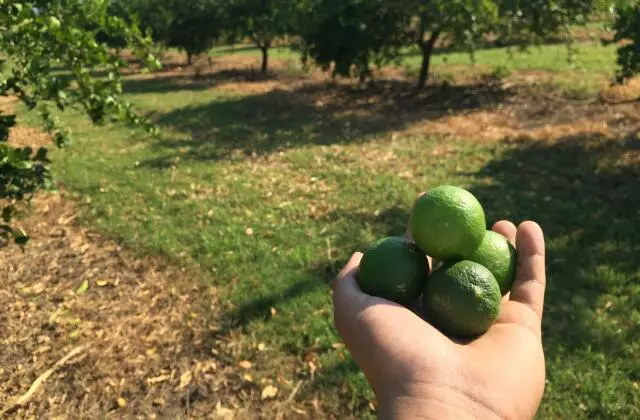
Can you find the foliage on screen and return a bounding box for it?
[497,0,597,44]
[297,0,407,81]
[298,0,604,88]
[406,0,500,89]
[611,2,640,82]
[127,0,224,64]
[0,0,158,246]
[226,0,299,73]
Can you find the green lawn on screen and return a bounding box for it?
[212,41,617,99]
[213,41,617,75]
[22,42,639,418]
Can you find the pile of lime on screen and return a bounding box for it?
[357,185,516,337]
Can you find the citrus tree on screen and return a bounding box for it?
[298,0,603,89]
[297,0,407,81]
[123,0,224,65]
[226,0,299,73]
[611,1,640,82]
[0,0,158,246]
[406,0,500,89]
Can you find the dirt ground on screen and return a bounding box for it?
[1,54,639,419]
[1,192,245,418]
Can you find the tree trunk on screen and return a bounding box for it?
[260,45,269,74]
[416,31,441,90]
[187,52,193,66]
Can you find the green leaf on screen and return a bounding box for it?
[76,280,90,295]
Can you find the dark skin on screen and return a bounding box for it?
[332,199,546,419]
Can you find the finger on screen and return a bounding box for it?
[492,220,517,246]
[510,221,546,322]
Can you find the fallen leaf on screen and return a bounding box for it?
[147,374,171,384]
[261,384,278,400]
[238,360,252,369]
[177,370,192,390]
[76,280,89,295]
[117,398,127,408]
[243,373,253,382]
[257,343,266,351]
[270,307,277,317]
[215,401,234,418]
[23,282,46,295]
[33,345,51,355]
[291,406,307,415]
[96,280,109,287]
[245,227,254,236]
[307,360,317,375]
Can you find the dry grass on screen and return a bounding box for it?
[0,193,312,419]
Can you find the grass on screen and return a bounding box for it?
[20,41,640,418]
[211,41,617,98]
[212,41,617,75]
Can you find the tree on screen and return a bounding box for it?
[0,0,158,246]
[298,0,407,81]
[611,1,640,83]
[299,0,604,89]
[227,0,299,73]
[406,1,499,89]
[128,0,223,65]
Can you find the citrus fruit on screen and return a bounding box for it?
[423,260,501,337]
[466,230,516,295]
[357,236,429,305]
[410,186,486,260]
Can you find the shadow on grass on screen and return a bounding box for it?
[120,68,286,95]
[141,79,514,168]
[468,132,640,357]
[217,205,410,335]
[290,130,639,415]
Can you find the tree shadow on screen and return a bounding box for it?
[468,131,640,357]
[292,130,639,415]
[216,205,410,335]
[309,205,411,281]
[141,79,514,168]
[120,68,288,95]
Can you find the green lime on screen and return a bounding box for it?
[423,260,501,337]
[411,186,486,260]
[358,236,429,305]
[466,230,516,295]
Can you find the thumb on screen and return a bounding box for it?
[332,253,442,374]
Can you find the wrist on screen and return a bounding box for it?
[377,384,504,420]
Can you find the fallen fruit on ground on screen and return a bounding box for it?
[357,236,429,305]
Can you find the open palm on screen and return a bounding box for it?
[333,217,546,420]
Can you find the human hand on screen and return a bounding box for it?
[332,217,546,420]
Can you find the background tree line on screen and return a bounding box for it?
[106,0,638,88]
